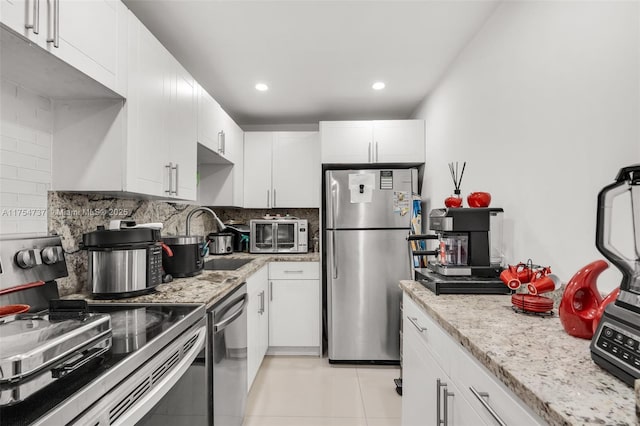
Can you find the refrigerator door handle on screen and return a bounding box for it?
[331,186,338,279]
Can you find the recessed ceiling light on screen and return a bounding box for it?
[372,81,386,90]
[255,83,269,91]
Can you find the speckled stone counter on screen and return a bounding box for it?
[65,253,319,310]
[401,280,638,426]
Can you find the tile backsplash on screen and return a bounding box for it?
[0,80,53,234]
[47,191,319,296]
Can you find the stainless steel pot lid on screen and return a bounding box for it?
[0,313,112,382]
[162,235,204,245]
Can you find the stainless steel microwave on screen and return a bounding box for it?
[249,219,308,253]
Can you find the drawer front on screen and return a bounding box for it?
[403,293,453,375]
[453,344,543,426]
[269,262,319,280]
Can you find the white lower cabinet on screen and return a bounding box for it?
[267,262,320,355]
[247,265,269,391]
[402,293,543,426]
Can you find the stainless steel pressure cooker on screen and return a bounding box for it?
[82,226,163,298]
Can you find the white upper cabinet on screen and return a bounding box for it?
[52,10,197,201]
[126,13,196,199]
[1,0,126,97]
[244,131,320,209]
[197,83,244,207]
[320,119,425,164]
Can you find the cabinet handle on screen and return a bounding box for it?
[218,131,225,154]
[469,387,507,426]
[258,290,265,314]
[443,388,454,426]
[407,316,427,333]
[266,190,270,208]
[222,131,225,154]
[172,163,179,195]
[368,142,372,162]
[165,163,173,194]
[273,189,276,207]
[375,141,379,162]
[283,270,304,274]
[26,0,40,34]
[436,379,446,425]
[269,282,273,301]
[46,0,59,48]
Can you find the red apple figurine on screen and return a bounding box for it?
[467,192,491,208]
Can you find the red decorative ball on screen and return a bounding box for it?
[467,192,491,208]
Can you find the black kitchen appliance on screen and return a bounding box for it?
[82,224,163,298]
[225,223,251,252]
[0,235,206,425]
[590,164,640,386]
[412,207,509,295]
[162,235,205,277]
[426,207,504,277]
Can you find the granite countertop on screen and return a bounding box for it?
[65,252,319,310]
[400,280,638,426]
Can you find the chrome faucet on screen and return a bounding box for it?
[185,207,227,236]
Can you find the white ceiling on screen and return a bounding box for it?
[123,0,499,127]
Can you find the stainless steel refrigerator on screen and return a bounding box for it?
[325,168,418,363]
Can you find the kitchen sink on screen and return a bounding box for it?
[203,257,255,271]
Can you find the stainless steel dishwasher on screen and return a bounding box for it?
[139,283,248,426]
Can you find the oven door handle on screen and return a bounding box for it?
[213,294,248,332]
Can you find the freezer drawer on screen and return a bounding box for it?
[326,228,410,362]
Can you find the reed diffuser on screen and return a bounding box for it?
[445,161,466,208]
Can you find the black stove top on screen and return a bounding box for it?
[0,303,202,426]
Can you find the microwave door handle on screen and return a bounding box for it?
[273,223,278,251]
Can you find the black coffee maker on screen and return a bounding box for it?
[427,207,504,278]
[590,164,640,385]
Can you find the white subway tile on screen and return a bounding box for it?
[17,218,47,234]
[17,193,47,208]
[0,149,38,168]
[0,178,37,194]
[0,136,18,152]
[35,131,52,148]
[0,121,21,139]
[18,141,50,160]
[17,167,50,183]
[35,182,49,194]
[0,219,19,235]
[36,157,51,172]
[36,94,51,112]
[0,193,19,207]
[0,165,17,179]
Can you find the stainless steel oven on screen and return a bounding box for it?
[249,218,308,253]
[0,235,206,426]
[139,283,248,426]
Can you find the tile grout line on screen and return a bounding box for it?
[355,367,371,426]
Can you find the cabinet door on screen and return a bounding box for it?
[243,132,273,208]
[54,0,121,94]
[372,120,425,163]
[197,84,220,153]
[402,321,440,426]
[126,14,169,197]
[168,62,197,201]
[1,0,43,43]
[272,132,320,208]
[320,121,372,164]
[247,265,268,391]
[403,316,485,426]
[269,279,319,347]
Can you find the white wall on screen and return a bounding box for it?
[413,1,639,293]
[0,80,52,235]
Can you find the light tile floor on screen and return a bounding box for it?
[243,356,401,426]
